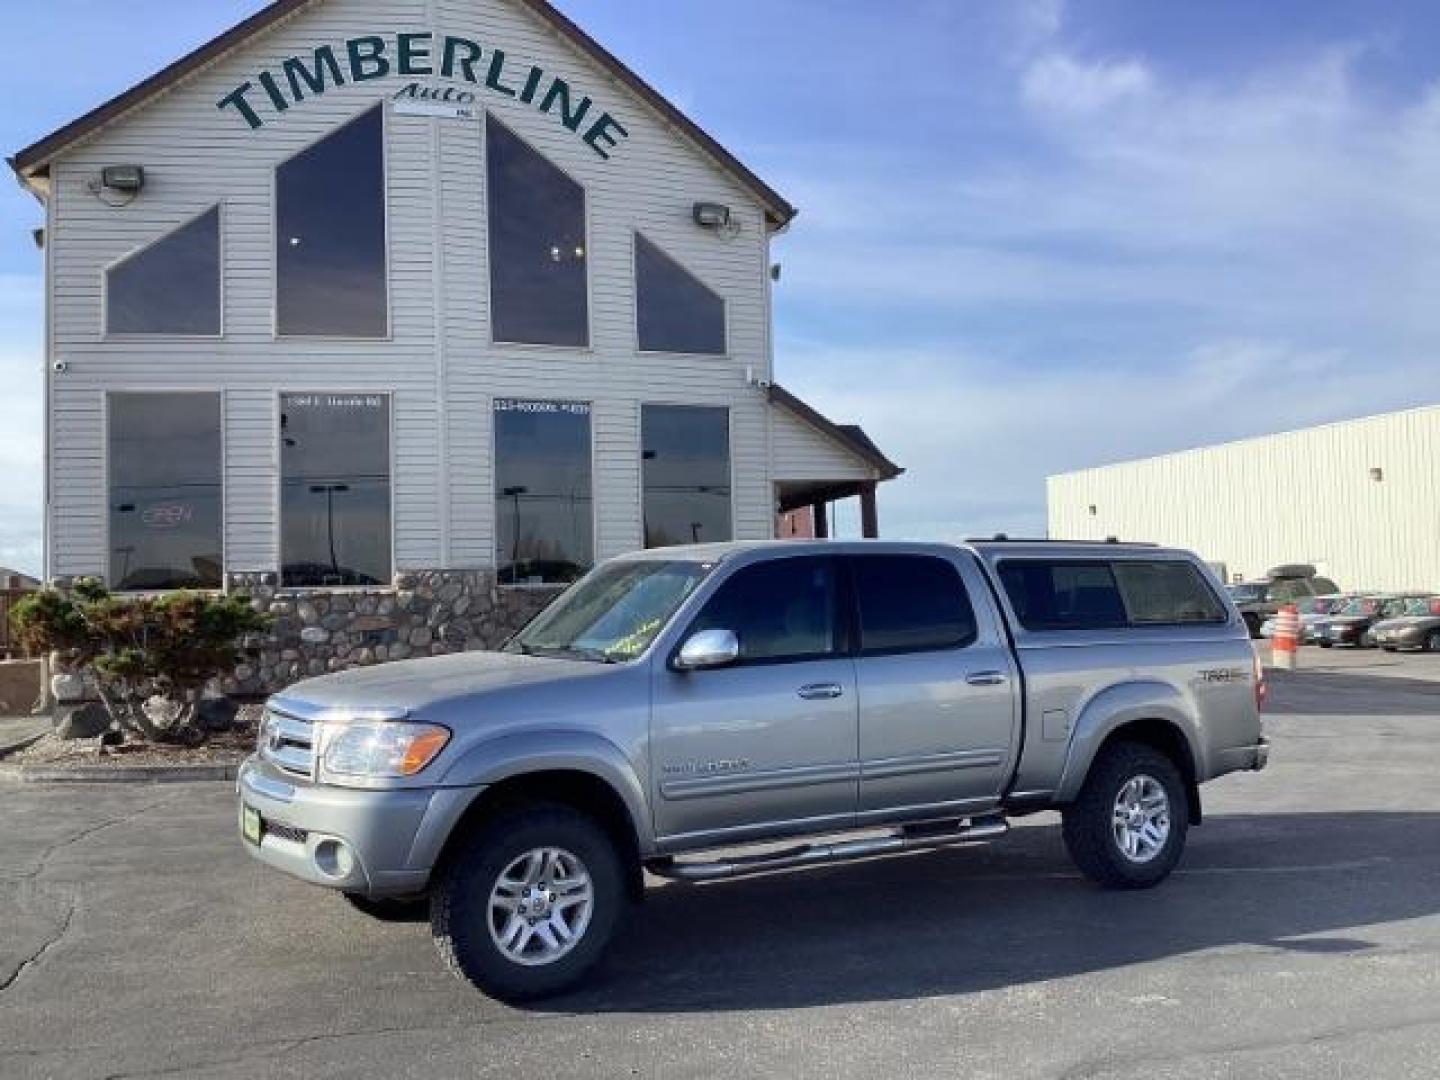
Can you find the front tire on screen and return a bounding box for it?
[1062,742,1189,889]
[430,804,627,1002]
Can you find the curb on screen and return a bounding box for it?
[0,761,240,785]
[0,730,48,759]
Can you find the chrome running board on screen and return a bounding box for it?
[647,815,1009,882]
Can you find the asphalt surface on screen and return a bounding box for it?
[3,653,1439,1079]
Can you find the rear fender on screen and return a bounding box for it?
[1053,681,1204,803]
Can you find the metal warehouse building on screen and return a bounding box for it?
[1047,404,1440,592]
[9,0,902,694]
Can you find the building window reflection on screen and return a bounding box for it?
[494,399,593,585]
[641,404,731,548]
[280,393,392,587]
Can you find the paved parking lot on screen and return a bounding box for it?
[3,654,1439,1080]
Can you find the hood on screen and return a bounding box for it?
[270,649,612,715]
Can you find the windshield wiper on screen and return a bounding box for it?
[511,643,619,664]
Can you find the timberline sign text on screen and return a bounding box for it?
[217,31,630,159]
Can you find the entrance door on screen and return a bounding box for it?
[651,555,858,845]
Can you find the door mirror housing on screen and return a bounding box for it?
[674,628,740,672]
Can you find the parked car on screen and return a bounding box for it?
[1258,593,1348,640]
[1227,566,1340,638]
[1317,595,1431,648]
[1370,598,1440,652]
[238,540,1268,1001]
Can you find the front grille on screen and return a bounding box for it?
[263,819,308,844]
[259,706,316,779]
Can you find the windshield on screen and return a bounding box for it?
[506,559,715,663]
[1383,599,1415,618]
[1296,597,1327,615]
[1227,583,1265,602]
[1402,599,1431,616]
[1340,598,1379,616]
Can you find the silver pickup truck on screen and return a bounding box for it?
[238,540,1268,1000]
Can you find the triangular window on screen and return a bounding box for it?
[635,234,726,355]
[106,206,220,335]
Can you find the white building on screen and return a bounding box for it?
[9,0,901,691]
[1047,405,1440,592]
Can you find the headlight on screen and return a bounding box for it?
[320,721,451,779]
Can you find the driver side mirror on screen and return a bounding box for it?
[674,628,740,672]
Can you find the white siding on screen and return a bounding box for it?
[769,404,875,483]
[1047,406,1440,591]
[45,0,777,578]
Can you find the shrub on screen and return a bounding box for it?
[10,579,271,745]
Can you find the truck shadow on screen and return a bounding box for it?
[544,811,1440,1013]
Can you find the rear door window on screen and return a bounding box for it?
[1111,561,1227,624]
[851,555,977,654]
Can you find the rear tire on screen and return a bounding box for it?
[430,804,627,1002]
[1063,742,1189,890]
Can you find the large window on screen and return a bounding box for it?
[276,106,387,337]
[108,393,223,591]
[998,559,1224,631]
[852,555,977,653]
[106,207,221,335]
[495,399,593,585]
[641,404,731,548]
[635,233,726,355]
[280,393,391,587]
[1111,561,1227,625]
[487,116,589,347]
[689,557,839,663]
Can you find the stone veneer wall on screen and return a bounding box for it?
[223,571,562,696]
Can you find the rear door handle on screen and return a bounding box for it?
[798,683,844,700]
[965,671,1008,687]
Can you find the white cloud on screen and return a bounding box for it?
[1022,53,1152,113]
[0,273,44,577]
[784,338,1440,544]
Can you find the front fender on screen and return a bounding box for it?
[433,729,654,853]
[1053,680,1205,803]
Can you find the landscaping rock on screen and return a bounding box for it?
[54,701,111,740]
[198,696,240,732]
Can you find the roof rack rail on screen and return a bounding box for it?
[965,535,1160,547]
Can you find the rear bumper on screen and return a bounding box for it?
[1214,737,1270,775]
[236,757,480,897]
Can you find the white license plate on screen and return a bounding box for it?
[242,805,262,846]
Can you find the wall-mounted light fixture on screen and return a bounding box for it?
[1369,467,1384,482]
[692,202,732,230]
[100,165,146,193]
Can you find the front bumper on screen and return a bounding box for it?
[236,757,481,897]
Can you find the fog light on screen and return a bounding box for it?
[313,839,355,879]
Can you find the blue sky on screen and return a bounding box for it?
[5,0,1440,573]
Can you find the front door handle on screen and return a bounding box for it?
[965,671,1008,687]
[798,683,845,700]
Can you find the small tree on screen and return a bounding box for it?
[10,579,272,745]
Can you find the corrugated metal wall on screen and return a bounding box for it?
[47,0,778,578]
[1047,406,1440,591]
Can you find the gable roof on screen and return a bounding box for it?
[768,383,904,480]
[7,0,797,228]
